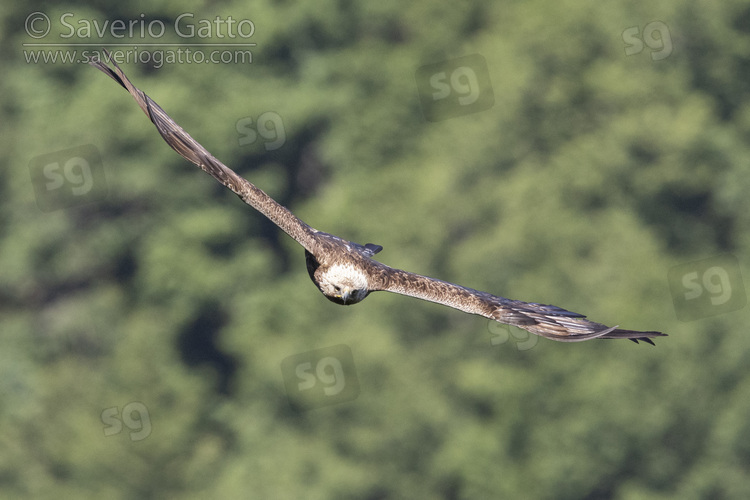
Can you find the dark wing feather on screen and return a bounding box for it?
[368,264,666,344]
[89,50,319,253]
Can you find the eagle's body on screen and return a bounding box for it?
[90,52,666,345]
[305,233,378,305]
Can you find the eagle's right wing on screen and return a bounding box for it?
[90,50,319,253]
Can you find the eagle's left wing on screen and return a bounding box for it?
[368,264,666,344]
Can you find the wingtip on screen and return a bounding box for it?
[88,48,127,88]
[606,328,666,345]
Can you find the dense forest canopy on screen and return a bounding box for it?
[2,0,750,498]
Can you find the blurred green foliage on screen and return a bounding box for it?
[3,0,750,498]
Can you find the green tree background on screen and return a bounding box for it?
[3,0,750,498]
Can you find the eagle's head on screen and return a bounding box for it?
[315,263,371,305]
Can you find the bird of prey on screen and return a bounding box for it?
[90,52,665,345]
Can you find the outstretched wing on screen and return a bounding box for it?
[369,265,666,344]
[89,50,319,253]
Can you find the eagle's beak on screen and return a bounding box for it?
[338,288,352,304]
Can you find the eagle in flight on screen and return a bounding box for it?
[90,52,665,345]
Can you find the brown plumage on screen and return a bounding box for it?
[90,51,666,345]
